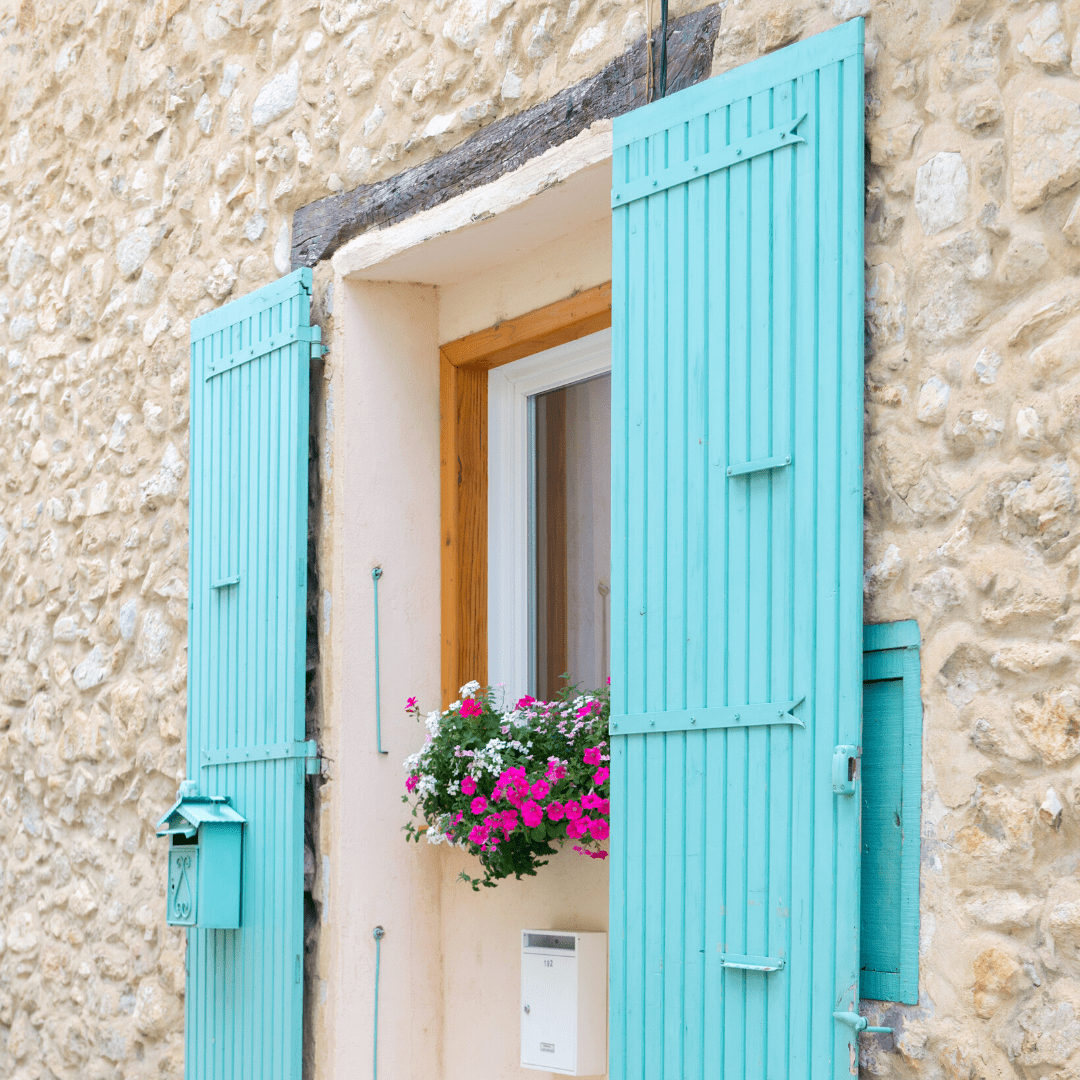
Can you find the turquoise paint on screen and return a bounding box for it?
[861,621,922,1005]
[186,267,314,1080]
[609,20,865,1079]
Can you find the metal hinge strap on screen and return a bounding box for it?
[611,113,807,207]
[206,325,325,380]
[202,740,320,773]
[610,698,804,736]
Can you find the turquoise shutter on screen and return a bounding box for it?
[861,621,922,1005]
[609,20,865,1080]
[187,268,320,1080]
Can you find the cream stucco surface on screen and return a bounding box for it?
[325,150,613,1078]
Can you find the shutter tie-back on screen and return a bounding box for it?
[372,567,388,755]
[373,926,386,1079]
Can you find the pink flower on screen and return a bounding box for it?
[406,696,418,710]
[593,767,610,785]
[566,817,589,839]
[531,779,550,799]
[461,776,477,796]
[599,799,610,815]
[583,746,602,766]
[405,775,419,793]
[546,801,565,822]
[499,809,519,837]
[521,801,543,828]
[564,800,582,820]
[471,795,489,815]
[545,760,567,781]
[588,818,610,841]
[468,824,490,845]
[581,791,604,811]
[515,695,537,710]
[573,846,610,859]
[454,812,464,824]
[577,700,601,719]
[460,698,482,718]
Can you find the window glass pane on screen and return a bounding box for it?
[532,373,611,700]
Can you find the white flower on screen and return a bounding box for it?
[459,680,481,697]
[425,711,442,737]
[446,779,459,795]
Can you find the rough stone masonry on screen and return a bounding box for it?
[2,0,1080,1076]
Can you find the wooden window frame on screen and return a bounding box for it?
[440,282,612,706]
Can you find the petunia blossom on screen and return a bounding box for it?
[588,818,610,841]
[546,801,565,822]
[593,766,610,785]
[521,800,543,828]
[565,817,589,839]
[405,775,419,793]
[564,800,582,820]
[531,779,550,799]
[581,791,604,811]
[468,824,491,845]
[515,695,537,710]
[583,746,602,766]
[460,698,483,718]
[461,776,477,796]
[470,795,489,815]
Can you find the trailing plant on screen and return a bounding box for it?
[403,680,611,889]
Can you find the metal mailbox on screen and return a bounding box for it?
[157,785,246,930]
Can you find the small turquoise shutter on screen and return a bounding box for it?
[861,621,922,1005]
[609,20,865,1080]
[187,269,319,1080]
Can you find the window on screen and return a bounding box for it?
[487,329,611,702]
[861,620,923,1005]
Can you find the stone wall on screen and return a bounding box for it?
[3,0,1080,1075]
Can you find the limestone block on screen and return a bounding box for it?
[252,60,300,130]
[1011,90,1080,211]
[957,82,1003,133]
[998,236,1049,288]
[1030,319,1080,384]
[1064,193,1080,245]
[990,642,1065,673]
[952,409,1004,450]
[863,543,904,597]
[966,891,1040,929]
[1040,786,1064,828]
[1016,406,1043,445]
[973,946,1025,1018]
[133,979,182,1039]
[865,263,906,351]
[1018,4,1069,69]
[1005,998,1080,1068]
[913,567,966,611]
[915,152,969,236]
[917,375,950,424]
[115,227,153,279]
[1015,688,1080,761]
[72,645,110,691]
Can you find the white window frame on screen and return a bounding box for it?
[487,327,612,704]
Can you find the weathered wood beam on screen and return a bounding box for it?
[291,4,722,269]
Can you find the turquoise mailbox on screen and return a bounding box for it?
[157,787,246,930]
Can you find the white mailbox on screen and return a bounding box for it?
[521,930,607,1076]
